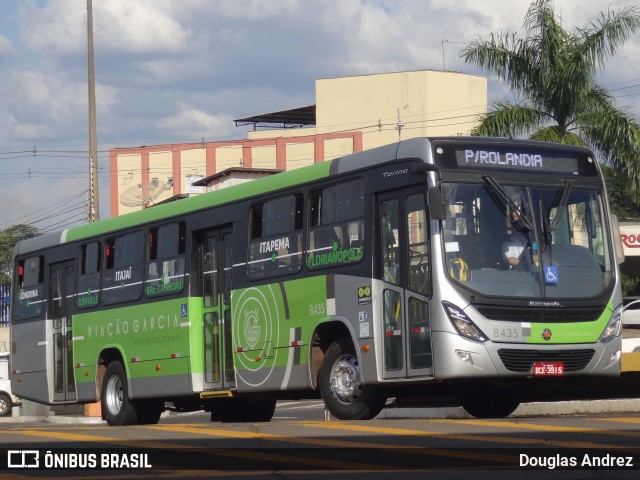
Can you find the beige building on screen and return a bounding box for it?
[110,69,487,216]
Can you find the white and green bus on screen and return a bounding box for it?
[10,137,623,425]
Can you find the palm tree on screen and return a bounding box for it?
[461,0,640,196]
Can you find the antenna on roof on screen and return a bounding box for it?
[119,179,171,207]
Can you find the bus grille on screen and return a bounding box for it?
[476,306,604,323]
[497,349,596,373]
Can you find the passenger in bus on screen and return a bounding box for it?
[318,226,338,251]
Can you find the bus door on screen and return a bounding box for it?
[50,261,77,402]
[378,190,433,379]
[200,227,236,391]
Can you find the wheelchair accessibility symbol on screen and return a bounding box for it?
[544,266,559,284]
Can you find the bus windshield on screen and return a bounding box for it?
[442,182,614,299]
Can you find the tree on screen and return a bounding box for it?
[461,0,640,198]
[602,165,640,219]
[0,225,40,287]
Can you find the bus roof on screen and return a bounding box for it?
[14,138,441,257]
[14,136,594,256]
[15,160,333,256]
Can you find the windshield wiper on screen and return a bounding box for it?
[539,197,552,251]
[481,175,533,230]
[549,180,573,232]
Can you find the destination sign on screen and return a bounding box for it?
[454,148,581,175]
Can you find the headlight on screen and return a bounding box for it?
[599,304,622,343]
[442,301,487,342]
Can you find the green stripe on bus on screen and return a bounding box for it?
[525,302,613,344]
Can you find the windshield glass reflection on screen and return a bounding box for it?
[442,183,613,298]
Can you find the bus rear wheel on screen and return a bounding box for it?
[210,397,277,423]
[135,399,164,425]
[319,337,386,420]
[101,361,138,426]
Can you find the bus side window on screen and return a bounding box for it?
[102,232,144,305]
[380,200,400,284]
[77,242,101,309]
[248,194,303,279]
[23,256,43,286]
[16,261,24,289]
[307,179,365,270]
[13,256,44,319]
[407,193,429,295]
[146,222,186,297]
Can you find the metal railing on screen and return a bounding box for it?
[0,285,10,328]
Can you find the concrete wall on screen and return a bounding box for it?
[315,69,486,150]
[0,328,9,352]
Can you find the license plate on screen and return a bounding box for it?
[532,362,565,376]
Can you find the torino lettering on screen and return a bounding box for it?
[464,149,543,168]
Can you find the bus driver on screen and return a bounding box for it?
[502,200,529,269]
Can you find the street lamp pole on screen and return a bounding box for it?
[87,0,99,222]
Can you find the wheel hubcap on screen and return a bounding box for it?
[105,375,123,415]
[329,355,361,403]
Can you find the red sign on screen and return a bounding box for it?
[621,233,640,249]
[620,225,640,256]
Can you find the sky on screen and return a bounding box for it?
[0,0,639,231]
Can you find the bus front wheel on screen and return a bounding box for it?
[101,361,138,426]
[0,393,12,417]
[319,337,386,420]
[460,384,521,418]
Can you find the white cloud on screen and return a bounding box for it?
[94,0,193,54]
[17,0,86,55]
[7,0,638,141]
[18,0,192,56]
[9,71,85,134]
[209,0,300,20]
[0,176,89,230]
[158,103,235,139]
[6,69,117,141]
[0,35,15,62]
[7,115,53,139]
[0,0,638,225]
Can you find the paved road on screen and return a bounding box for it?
[2,401,640,479]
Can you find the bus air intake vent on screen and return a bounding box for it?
[476,306,604,323]
[497,349,595,372]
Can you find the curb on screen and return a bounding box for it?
[0,414,104,424]
[3,399,639,423]
[380,398,640,419]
